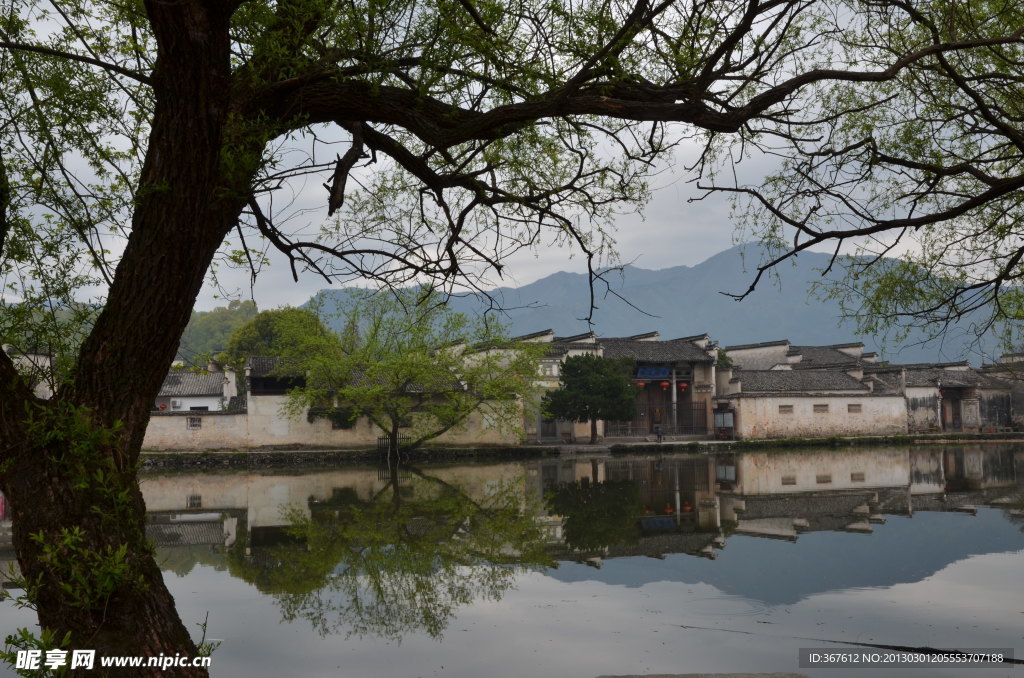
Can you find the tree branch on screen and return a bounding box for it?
[0,40,152,84]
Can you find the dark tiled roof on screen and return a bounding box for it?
[226,394,247,412]
[246,356,302,377]
[724,339,790,351]
[605,532,718,558]
[616,331,660,341]
[146,522,225,546]
[511,329,554,342]
[600,337,713,363]
[789,345,862,367]
[553,332,596,343]
[671,333,712,344]
[866,364,1008,389]
[158,370,225,397]
[544,342,600,358]
[733,369,868,393]
[740,493,878,520]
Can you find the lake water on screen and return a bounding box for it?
[2,444,1023,677]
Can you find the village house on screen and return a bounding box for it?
[865,362,1013,433]
[714,340,1014,438]
[141,333,1017,449]
[153,367,235,413]
[143,355,522,450]
[713,340,905,439]
[523,330,718,443]
[980,353,1024,429]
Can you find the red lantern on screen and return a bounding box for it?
[660,380,670,391]
[678,382,689,391]
[635,381,646,388]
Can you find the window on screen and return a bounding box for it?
[779,404,794,414]
[850,472,866,482]
[186,494,202,508]
[187,417,202,430]
[189,406,209,412]
[816,474,832,484]
[813,404,829,414]
[847,403,862,414]
[781,475,797,485]
[714,411,734,427]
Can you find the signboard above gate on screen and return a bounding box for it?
[635,367,670,379]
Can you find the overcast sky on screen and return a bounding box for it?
[193,140,752,312]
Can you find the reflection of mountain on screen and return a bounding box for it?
[545,506,1024,605]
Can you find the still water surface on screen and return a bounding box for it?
[2,444,1023,677]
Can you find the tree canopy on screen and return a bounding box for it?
[224,305,330,367]
[701,0,1024,349]
[543,353,636,443]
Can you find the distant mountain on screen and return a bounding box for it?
[310,244,998,364]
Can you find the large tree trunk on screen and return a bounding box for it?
[5,439,203,675]
[0,2,265,675]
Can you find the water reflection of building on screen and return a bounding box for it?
[140,463,528,555]
[5,448,1022,584]
[138,446,1023,567]
[533,456,723,563]
[533,446,1024,563]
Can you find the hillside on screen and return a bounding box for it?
[311,244,998,364]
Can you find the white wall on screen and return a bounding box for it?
[726,343,790,370]
[141,463,526,527]
[143,395,522,450]
[732,395,906,439]
[734,448,911,494]
[905,386,941,431]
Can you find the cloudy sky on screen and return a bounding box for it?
[193,140,753,312]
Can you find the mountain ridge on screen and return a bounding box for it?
[311,244,996,365]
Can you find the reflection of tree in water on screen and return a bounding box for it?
[546,480,641,552]
[228,464,551,641]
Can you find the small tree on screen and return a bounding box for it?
[543,354,637,444]
[276,289,544,454]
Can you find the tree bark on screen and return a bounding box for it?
[0,2,261,675]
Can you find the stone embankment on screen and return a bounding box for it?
[140,431,1024,471]
[140,445,561,471]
